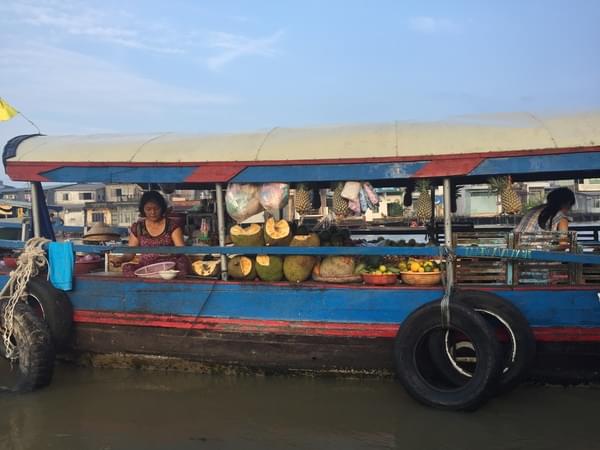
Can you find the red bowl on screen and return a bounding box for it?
[362,273,399,285]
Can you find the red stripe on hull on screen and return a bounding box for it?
[73,310,600,342]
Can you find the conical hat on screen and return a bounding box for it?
[83,222,121,240]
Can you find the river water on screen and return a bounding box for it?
[1,365,600,450]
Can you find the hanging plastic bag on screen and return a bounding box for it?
[359,188,369,213]
[348,198,361,215]
[362,182,379,205]
[259,183,289,214]
[341,181,361,201]
[225,183,263,223]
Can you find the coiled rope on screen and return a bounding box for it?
[440,245,456,328]
[0,238,50,360]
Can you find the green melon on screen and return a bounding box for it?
[290,233,320,247]
[283,255,316,283]
[264,217,293,246]
[255,255,284,281]
[227,256,256,280]
[230,223,264,247]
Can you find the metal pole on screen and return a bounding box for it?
[30,182,41,238]
[215,184,228,280]
[443,178,453,261]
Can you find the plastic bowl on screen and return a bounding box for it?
[3,256,17,269]
[134,261,176,278]
[158,270,180,280]
[362,273,399,286]
[400,271,442,286]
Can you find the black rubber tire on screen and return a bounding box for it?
[0,302,55,392]
[394,300,501,411]
[429,290,536,394]
[26,278,73,349]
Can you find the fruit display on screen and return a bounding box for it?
[255,255,284,282]
[414,179,433,223]
[227,256,256,280]
[332,182,351,216]
[191,259,220,277]
[398,258,442,273]
[264,218,293,246]
[318,227,352,247]
[230,223,264,247]
[358,263,401,276]
[488,176,522,215]
[318,256,355,278]
[294,183,313,215]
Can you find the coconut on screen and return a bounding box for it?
[319,256,355,278]
[230,223,264,247]
[255,255,284,281]
[192,260,221,277]
[227,256,256,280]
[290,233,320,247]
[283,255,316,283]
[264,218,292,246]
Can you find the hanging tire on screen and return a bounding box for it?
[0,302,55,392]
[394,300,501,411]
[429,290,536,394]
[26,278,73,349]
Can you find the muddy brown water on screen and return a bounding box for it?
[1,364,600,450]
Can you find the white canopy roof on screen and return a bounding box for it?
[8,111,600,164]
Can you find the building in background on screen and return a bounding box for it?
[50,183,106,227]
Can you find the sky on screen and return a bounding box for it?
[0,0,599,183]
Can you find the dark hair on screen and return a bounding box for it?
[139,191,168,217]
[538,187,575,229]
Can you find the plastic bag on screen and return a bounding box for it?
[362,182,379,205]
[348,198,361,215]
[225,183,263,223]
[359,188,369,213]
[341,181,361,201]
[259,183,289,214]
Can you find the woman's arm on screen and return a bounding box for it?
[171,227,185,247]
[111,233,139,266]
[558,217,570,249]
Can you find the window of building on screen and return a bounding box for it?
[91,212,105,223]
[62,193,69,201]
[79,192,93,200]
[593,198,600,209]
[113,188,123,198]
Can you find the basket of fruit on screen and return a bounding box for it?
[399,259,442,286]
[361,264,400,286]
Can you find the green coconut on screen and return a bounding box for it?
[230,223,264,247]
[319,256,356,278]
[264,217,293,246]
[255,255,284,281]
[283,255,316,283]
[290,233,320,247]
[227,256,256,280]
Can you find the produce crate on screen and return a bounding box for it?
[452,232,510,285]
[514,232,576,285]
[576,241,600,284]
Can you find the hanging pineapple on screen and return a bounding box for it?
[294,183,312,216]
[332,182,351,216]
[488,176,522,215]
[414,180,433,222]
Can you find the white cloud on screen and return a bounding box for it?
[0,0,185,54]
[408,16,460,34]
[206,30,284,71]
[0,42,235,118]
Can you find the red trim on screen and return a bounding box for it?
[184,164,245,182]
[414,157,484,177]
[73,310,600,342]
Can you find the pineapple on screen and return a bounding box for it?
[332,182,351,216]
[488,176,522,215]
[294,183,312,215]
[414,180,433,222]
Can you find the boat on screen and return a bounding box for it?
[2,111,600,410]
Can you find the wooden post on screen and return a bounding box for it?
[443,178,454,282]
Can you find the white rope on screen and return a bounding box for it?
[1,238,50,360]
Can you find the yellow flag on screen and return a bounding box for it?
[0,98,18,121]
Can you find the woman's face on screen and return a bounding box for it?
[143,201,163,222]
